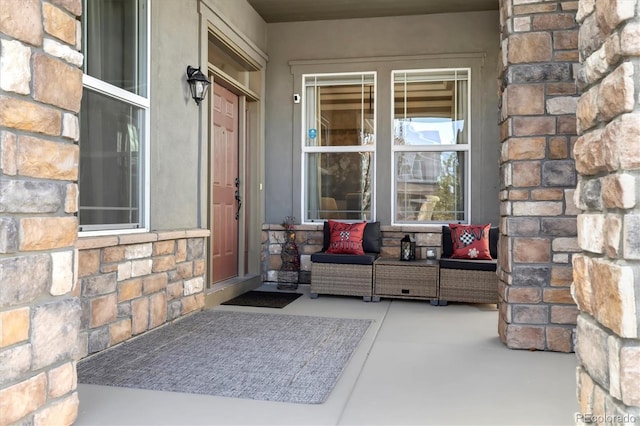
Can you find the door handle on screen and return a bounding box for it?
[234,178,242,220]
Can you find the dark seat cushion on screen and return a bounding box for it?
[311,251,378,265]
[442,225,498,259]
[439,258,497,272]
[322,221,381,253]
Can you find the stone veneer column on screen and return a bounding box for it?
[497,0,581,352]
[573,0,640,421]
[0,0,83,424]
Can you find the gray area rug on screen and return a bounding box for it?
[77,310,371,404]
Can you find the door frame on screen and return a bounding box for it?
[200,10,267,291]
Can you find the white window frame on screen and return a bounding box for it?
[300,71,377,224]
[79,0,151,236]
[391,68,471,226]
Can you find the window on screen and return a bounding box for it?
[79,0,149,232]
[302,73,375,223]
[392,69,470,224]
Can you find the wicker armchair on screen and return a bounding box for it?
[438,226,499,305]
[310,221,381,302]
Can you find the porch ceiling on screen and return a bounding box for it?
[246,0,499,23]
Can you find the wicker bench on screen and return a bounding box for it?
[310,221,381,302]
[438,225,499,305]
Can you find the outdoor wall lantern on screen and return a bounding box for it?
[400,234,416,261]
[186,66,211,105]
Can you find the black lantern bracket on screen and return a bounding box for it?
[186,66,211,105]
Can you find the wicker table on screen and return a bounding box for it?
[373,258,438,304]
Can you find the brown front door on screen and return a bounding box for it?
[212,83,239,283]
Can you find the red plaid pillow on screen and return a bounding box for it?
[326,220,366,255]
[449,223,492,260]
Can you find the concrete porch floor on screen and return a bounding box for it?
[75,285,578,425]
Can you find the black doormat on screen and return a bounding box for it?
[221,291,302,308]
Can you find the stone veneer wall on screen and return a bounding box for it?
[261,224,442,285]
[497,0,581,352]
[75,230,208,357]
[0,0,83,424]
[573,0,640,422]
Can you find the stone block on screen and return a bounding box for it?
[606,114,640,171]
[553,29,578,50]
[591,259,637,338]
[512,116,556,136]
[620,21,640,55]
[33,392,78,426]
[50,250,73,296]
[89,294,117,328]
[511,266,550,287]
[578,14,604,59]
[507,287,542,303]
[508,32,553,64]
[124,243,152,260]
[507,63,572,84]
[0,131,17,176]
[20,216,77,251]
[603,214,622,259]
[167,282,183,300]
[598,62,634,122]
[543,288,574,304]
[513,3,557,15]
[513,161,541,187]
[173,262,193,280]
[547,96,578,115]
[0,373,47,425]
[47,362,75,399]
[81,273,116,297]
[109,319,132,346]
[513,16,530,32]
[573,255,594,314]
[506,84,545,115]
[32,298,80,369]
[576,86,598,133]
[43,2,76,45]
[602,174,636,209]
[0,0,43,46]
[0,254,50,308]
[131,259,152,277]
[620,346,640,406]
[50,0,82,16]
[168,300,181,321]
[0,39,31,95]
[184,277,203,296]
[532,13,576,30]
[0,306,30,347]
[623,215,640,260]
[551,305,579,325]
[0,343,31,386]
[131,297,149,335]
[506,217,540,235]
[577,214,604,254]
[33,53,82,112]
[194,259,206,276]
[508,190,529,200]
[119,233,156,245]
[542,160,576,187]
[578,178,602,210]
[0,95,62,137]
[576,314,610,389]
[187,238,205,260]
[102,245,125,263]
[512,201,563,216]
[505,324,545,350]
[117,301,131,318]
[143,273,168,294]
[117,279,142,302]
[541,218,577,236]
[574,130,606,176]
[175,239,187,262]
[546,326,574,352]
[181,294,203,315]
[152,255,176,273]
[547,83,576,96]
[0,217,18,254]
[512,304,549,324]
[117,261,132,281]
[0,179,65,213]
[595,0,636,36]
[149,292,167,329]
[153,240,175,256]
[551,265,573,286]
[88,326,109,354]
[557,115,576,135]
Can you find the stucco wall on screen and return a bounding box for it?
[263,10,500,226]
